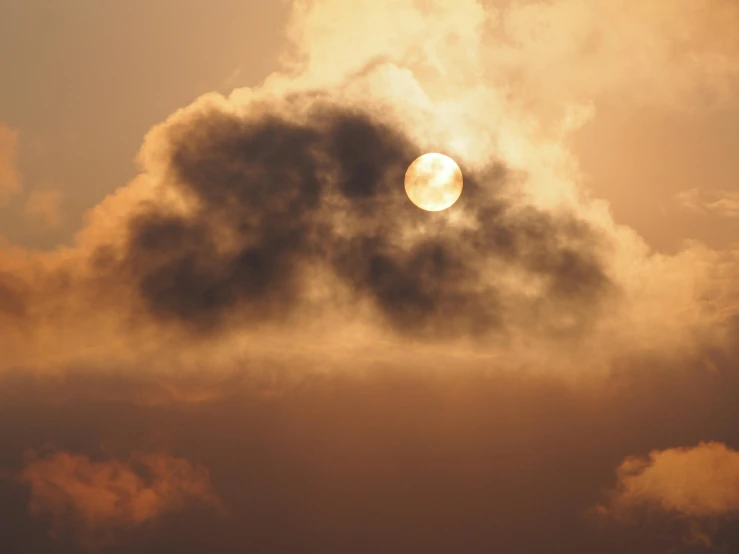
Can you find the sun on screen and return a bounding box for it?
[404,153,464,211]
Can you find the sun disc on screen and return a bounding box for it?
[404,153,463,211]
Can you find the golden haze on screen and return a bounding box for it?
[0,0,739,553]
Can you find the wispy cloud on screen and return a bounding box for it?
[674,188,739,218]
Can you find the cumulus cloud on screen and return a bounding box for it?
[0,123,22,204]
[112,94,612,340]
[598,441,739,519]
[0,91,622,374]
[0,1,736,385]
[18,450,220,550]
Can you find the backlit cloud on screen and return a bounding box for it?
[599,441,739,519]
[0,0,737,377]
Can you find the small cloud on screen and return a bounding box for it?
[24,189,64,230]
[18,450,221,550]
[674,188,739,218]
[595,442,739,549]
[222,67,243,88]
[599,441,739,519]
[0,123,22,204]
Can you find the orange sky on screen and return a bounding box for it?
[0,0,288,249]
[1,1,739,553]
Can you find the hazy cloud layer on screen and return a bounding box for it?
[0,361,738,553]
[19,450,220,550]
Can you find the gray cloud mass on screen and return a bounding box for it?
[113,95,612,339]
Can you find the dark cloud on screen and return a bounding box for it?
[117,95,613,339]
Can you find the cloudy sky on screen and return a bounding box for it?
[1,1,739,552]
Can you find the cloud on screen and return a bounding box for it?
[0,91,626,375]
[486,0,739,110]
[0,123,22,204]
[0,1,732,387]
[18,450,221,550]
[595,441,739,549]
[283,0,739,115]
[24,189,64,229]
[3,1,739,552]
[4,356,739,553]
[598,441,739,520]
[113,93,612,340]
[0,0,734,383]
[674,188,739,219]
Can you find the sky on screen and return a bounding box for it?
[1,0,739,553]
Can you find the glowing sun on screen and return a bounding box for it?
[404,153,464,211]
